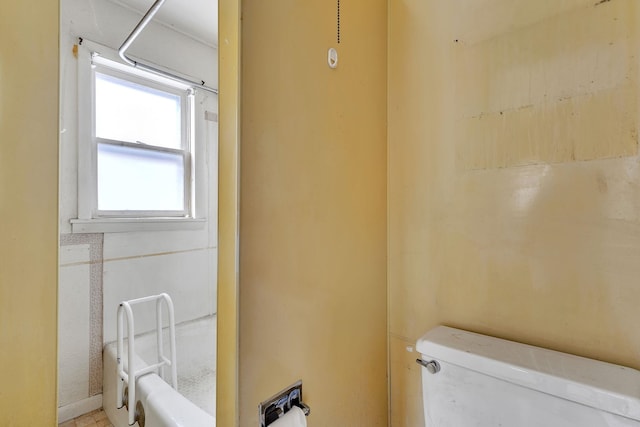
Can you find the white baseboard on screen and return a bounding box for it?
[58,394,103,423]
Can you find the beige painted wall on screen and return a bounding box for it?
[388,0,640,425]
[0,2,59,425]
[239,0,388,425]
[8,1,638,426]
[217,0,241,424]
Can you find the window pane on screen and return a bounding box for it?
[95,72,182,149]
[97,143,185,212]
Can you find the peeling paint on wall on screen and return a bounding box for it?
[454,0,638,170]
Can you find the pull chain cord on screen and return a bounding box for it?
[337,0,341,44]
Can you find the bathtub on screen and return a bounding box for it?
[103,315,216,426]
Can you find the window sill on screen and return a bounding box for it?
[70,217,207,234]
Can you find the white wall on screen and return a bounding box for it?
[58,0,218,419]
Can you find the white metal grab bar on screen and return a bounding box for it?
[116,293,177,426]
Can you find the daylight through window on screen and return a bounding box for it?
[93,67,192,216]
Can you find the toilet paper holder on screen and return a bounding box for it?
[259,380,310,427]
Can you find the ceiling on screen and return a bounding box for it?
[111,0,218,47]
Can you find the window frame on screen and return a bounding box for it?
[92,64,193,218]
[73,40,207,233]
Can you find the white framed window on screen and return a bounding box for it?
[72,41,210,233]
[93,67,192,217]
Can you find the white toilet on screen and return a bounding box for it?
[417,326,640,426]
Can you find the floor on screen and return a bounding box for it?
[58,409,113,427]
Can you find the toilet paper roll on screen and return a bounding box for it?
[270,406,307,427]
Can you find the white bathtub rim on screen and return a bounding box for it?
[138,373,215,427]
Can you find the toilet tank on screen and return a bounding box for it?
[416,326,640,427]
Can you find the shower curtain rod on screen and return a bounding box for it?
[118,0,218,94]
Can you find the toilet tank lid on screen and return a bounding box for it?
[417,326,640,421]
